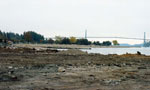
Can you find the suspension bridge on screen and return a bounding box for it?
[50,30,149,46]
[83,30,148,40]
[83,31,149,46]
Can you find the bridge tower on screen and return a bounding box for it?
[143,32,146,47]
[85,29,87,39]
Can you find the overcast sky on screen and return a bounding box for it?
[0,0,150,44]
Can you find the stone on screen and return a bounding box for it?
[58,67,65,72]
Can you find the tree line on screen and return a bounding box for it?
[0,30,44,43]
[0,30,115,46]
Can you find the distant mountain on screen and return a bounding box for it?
[120,43,143,47]
[119,43,131,46]
[131,44,143,47]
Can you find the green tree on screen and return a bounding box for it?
[55,36,63,44]
[112,40,119,45]
[61,37,70,44]
[23,31,44,43]
[48,38,54,44]
[102,41,112,46]
[23,32,32,43]
[76,39,91,45]
[69,37,77,44]
[0,31,4,40]
[93,41,102,45]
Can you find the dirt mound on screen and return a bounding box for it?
[0,47,58,53]
[0,47,35,53]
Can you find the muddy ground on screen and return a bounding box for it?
[0,47,150,90]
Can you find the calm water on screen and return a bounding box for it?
[81,48,150,55]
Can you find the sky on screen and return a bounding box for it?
[0,0,150,44]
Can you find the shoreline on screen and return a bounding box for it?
[14,44,141,49]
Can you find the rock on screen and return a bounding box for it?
[137,51,141,55]
[125,63,132,66]
[138,66,147,69]
[0,75,18,82]
[67,64,73,66]
[14,67,18,70]
[11,75,18,81]
[45,64,58,72]
[58,67,65,72]
[8,71,14,74]
[126,75,138,79]
[114,64,121,67]
[42,73,47,76]
[96,64,101,66]
[89,74,95,77]
[102,79,121,86]
[87,61,92,65]
[8,66,13,69]
[0,75,11,81]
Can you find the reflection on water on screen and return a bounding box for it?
[81,47,150,55]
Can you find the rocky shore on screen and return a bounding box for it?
[0,47,149,90]
[14,44,136,50]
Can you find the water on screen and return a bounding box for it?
[81,47,150,55]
